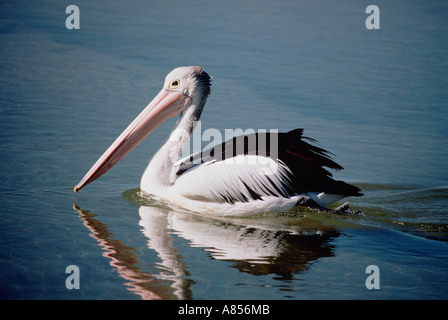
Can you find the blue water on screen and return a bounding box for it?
[1,0,447,299]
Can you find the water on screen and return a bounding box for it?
[1,0,447,300]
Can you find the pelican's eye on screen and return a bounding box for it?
[169,80,180,89]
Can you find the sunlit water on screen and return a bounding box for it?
[1,0,447,299]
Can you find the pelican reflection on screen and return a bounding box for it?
[74,201,340,299]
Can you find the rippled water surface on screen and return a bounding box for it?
[1,0,447,299]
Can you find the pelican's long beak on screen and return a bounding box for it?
[74,89,191,193]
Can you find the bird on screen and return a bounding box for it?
[74,66,362,216]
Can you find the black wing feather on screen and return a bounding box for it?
[175,128,362,200]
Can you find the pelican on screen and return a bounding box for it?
[74,66,362,216]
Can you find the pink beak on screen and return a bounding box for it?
[74,89,191,193]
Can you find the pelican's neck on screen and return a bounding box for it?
[140,102,203,194]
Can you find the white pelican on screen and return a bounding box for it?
[74,66,362,216]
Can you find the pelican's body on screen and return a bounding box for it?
[75,67,362,216]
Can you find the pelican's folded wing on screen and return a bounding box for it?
[174,155,296,204]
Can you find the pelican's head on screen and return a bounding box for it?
[74,66,211,193]
[163,66,211,105]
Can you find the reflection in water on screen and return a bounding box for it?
[73,204,177,300]
[74,201,340,299]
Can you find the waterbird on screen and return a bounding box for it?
[74,66,362,216]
